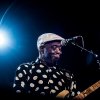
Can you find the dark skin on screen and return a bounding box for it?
[39,41,62,66]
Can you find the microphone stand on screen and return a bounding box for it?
[71,42,100,70]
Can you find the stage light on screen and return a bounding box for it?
[0,29,12,50]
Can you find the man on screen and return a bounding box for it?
[13,33,77,99]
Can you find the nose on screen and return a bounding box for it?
[55,47,62,54]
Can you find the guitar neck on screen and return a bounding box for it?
[74,80,100,99]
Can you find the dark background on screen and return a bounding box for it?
[0,0,100,99]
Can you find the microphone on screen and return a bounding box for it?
[61,36,81,46]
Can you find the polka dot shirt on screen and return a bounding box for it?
[13,59,77,98]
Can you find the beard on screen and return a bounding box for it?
[43,52,61,66]
[47,53,61,64]
[52,54,60,61]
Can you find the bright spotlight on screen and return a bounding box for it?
[0,29,12,50]
[0,32,8,46]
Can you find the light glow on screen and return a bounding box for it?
[0,29,12,50]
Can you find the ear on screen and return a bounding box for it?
[40,46,44,53]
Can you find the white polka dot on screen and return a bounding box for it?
[42,74,47,78]
[46,69,49,73]
[44,86,49,89]
[60,71,64,75]
[58,81,62,86]
[71,81,75,90]
[18,73,23,78]
[21,81,25,87]
[17,66,21,70]
[15,76,19,80]
[56,72,60,75]
[73,84,76,89]
[36,69,41,73]
[65,72,70,78]
[39,64,44,68]
[71,92,75,96]
[32,65,35,69]
[50,89,56,94]
[13,83,16,88]
[30,83,35,87]
[38,80,43,84]
[23,70,27,74]
[53,66,56,69]
[29,69,32,74]
[61,79,65,83]
[35,87,39,91]
[33,76,38,80]
[53,74,57,78]
[48,79,53,84]
[27,76,30,80]
[71,76,73,79]
[55,86,59,90]
[77,91,80,95]
[40,92,45,95]
[24,65,28,67]
[16,90,21,93]
[48,69,52,72]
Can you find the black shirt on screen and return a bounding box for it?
[13,59,77,99]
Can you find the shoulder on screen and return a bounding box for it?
[59,68,72,74]
[16,61,36,72]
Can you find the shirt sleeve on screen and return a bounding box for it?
[13,63,30,94]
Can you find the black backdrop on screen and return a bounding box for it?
[0,0,100,99]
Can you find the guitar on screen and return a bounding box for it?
[56,80,100,99]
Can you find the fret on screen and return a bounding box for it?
[74,80,100,99]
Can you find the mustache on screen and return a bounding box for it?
[51,53,62,55]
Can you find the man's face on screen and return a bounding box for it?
[43,41,62,63]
